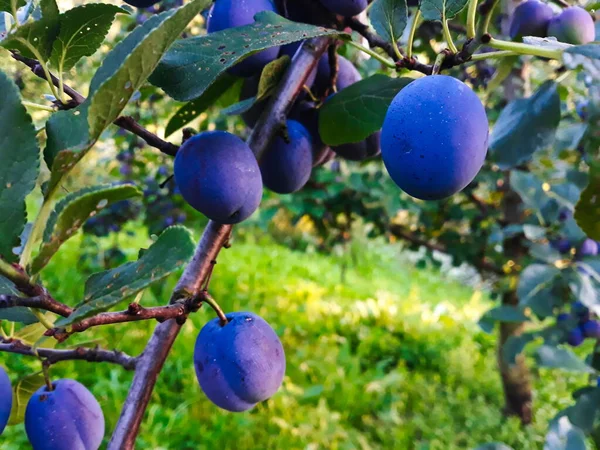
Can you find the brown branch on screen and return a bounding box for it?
[345,17,401,62]
[10,52,179,156]
[0,338,137,370]
[0,294,72,317]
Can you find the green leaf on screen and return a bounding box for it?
[517,264,561,318]
[419,0,468,21]
[0,70,39,263]
[510,170,561,224]
[565,44,600,60]
[57,226,196,326]
[0,0,25,14]
[536,345,595,373]
[44,0,208,196]
[319,75,413,145]
[14,318,55,344]
[221,96,257,116]
[478,305,530,333]
[567,388,600,433]
[150,12,344,101]
[575,164,600,241]
[7,372,46,426]
[256,55,290,101]
[569,271,600,313]
[490,81,561,169]
[545,414,587,450]
[30,184,142,274]
[0,275,38,324]
[164,73,240,137]
[50,3,126,72]
[1,0,60,60]
[474,445,514,450]
[370,0,408,44]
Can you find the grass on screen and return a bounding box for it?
[0,225,588,449]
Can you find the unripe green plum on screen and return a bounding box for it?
[548,7,595,44]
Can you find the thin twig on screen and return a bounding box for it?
[345,17,401,62]
[0,294,73,317]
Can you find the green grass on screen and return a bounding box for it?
[1,227,588,449]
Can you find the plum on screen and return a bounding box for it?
[583,320,600,338]
[260,120,314,193]
[0,366,11,435]
[567,326,585,346]
[25,379,104,450]
[579,238,598,257]
[194,312,286,412]
[572,301,590,323]
[332,131,381,161]
[289,101,331,166]
[207,0,281,77]
[548,7,595,44]
[381,75,488,200]
[174,131,263,224]
[552,238,572,254]
[312,54,361,98]
[124,0,160,7]
[556,313,571,323]
[509,0,554,40]
[319,0,368,17]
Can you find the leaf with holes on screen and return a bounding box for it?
[319,75,413,145]
[0,275,38,324]
[43,0,208,196]
[490,81,561,169]
[419,0,468,21]
[30,184,142,274]
[50,3,127,72]
[7,372,46,425]
[57,226,196,326]
[165,73,240,137]
[0,0,25,14]
[0,70,39,263]
[1,0,59,59]
[150,12,344,101]
[575,164,600,241]
[370,0,408,44]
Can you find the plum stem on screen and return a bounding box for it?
[432,52,447,75]
[406,11,421,60]
[201,292,228,326]
[42,364,53,392]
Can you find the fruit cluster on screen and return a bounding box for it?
[561,302,600,347]
[509,1,595,44]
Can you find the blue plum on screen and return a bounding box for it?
[552,238,571,254]
[25,379,104,450]
[548,7,596,44]
[312,54,361,98]
[572,301,590,323]
[261,120,314,193]
[289,101,331,166]
[0,366,11,435]
[579,238,598,257]
[332,131,381,161]
[509,0,554,40]
[319,0,368,17]
[583,320,600,338]
[567,327,585,346]
[207,0,281,77]
[556,313,570,323]
[174,131,263,224]
[381,75,489,200]
[194,312,286,412]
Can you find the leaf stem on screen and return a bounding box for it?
[466,0,478,38]
[470,50,518,60]
[10,0,19,29]
[31,310,54,330]
[21,100,55,112]
[0,324,8,340]
[20,186,59,270]
[488,37,563,60]
[442,16,458,54]
[17,39,60,101]
[432,52,447,75]
[345,39,396,69]
[406,10,421,60]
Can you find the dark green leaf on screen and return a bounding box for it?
[221,96,256,116]
[370,0,408,45]
[565,44,600,60]
[517,264,561,317]
[536,345,595,373]
[319,75,413,145]
[569,270,600,311]
[0,70,39,262]
[575,164,600,241]
[510,171,559,224]
[567,388,600,433]
[150,12,344,101]
[7,372,46,425]
[490,81,561,168]
[50,3,126,72]
[57,226,196,325]
[478,305,530,334]
[545,414,588,450]
[30,184,142,274]
[419,0,468,21]
[165,73,240,137]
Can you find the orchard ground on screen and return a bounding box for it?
[0,222,588,449]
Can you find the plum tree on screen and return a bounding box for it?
[319,0,368,17]
[260,120,314,193]
[578,238,598,257]
[381,75,489,200]
[332,131,381,161]
[312,54,361,98]
[207,0,281,77]
[289,101,332,166]
[548,6,596,44]
[174,131,263,224]
[508,0,554,40]
[124,0,161,7]
[25,379,105,450]
[0,366,11,435]
[193,312,286,412]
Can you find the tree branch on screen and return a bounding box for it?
[345,17,401,62]
[10,52,179,156]
[0,294,72,317]
[0,338,137,370]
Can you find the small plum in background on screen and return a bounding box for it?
[174,131,263,224]
[509,0,554,40]
[0,366,11,435]
[289,101,331,166]
[312,54,361,98]
[260,120,314,194]
[25,379,105,450]
[579,238,598,257]
[583,321,600,338]
[194,312,286,412]
[332,131,381,161]
[381,75,489,200]
[548,6,596,44]
[207,0,280,77]
[567,327,585,346]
